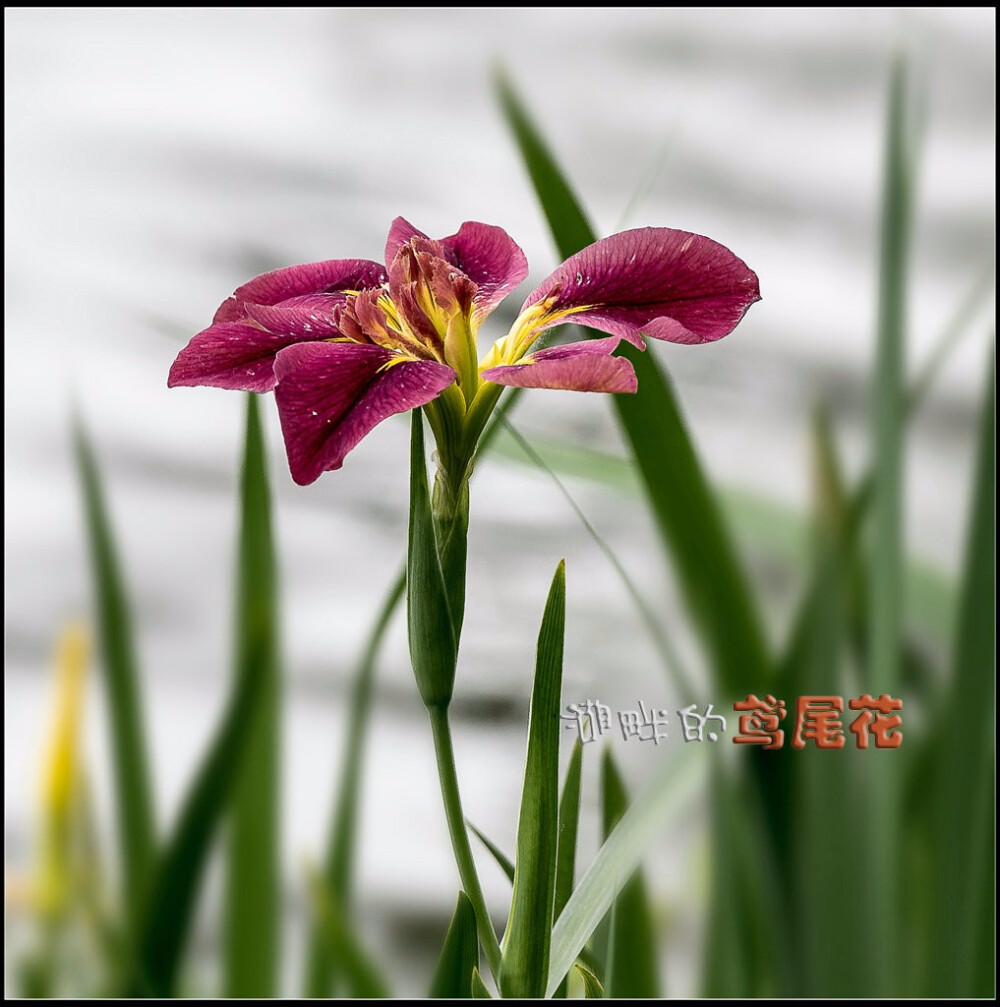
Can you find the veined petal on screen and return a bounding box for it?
[481,336,636,394]
[167,321,313,392]
[440,221,528,317]
[520,227,760,346]
[213,258,386,324]
[244,293,346,339]
[385,217,528,318]
[273,342,455,484]
[384,216,428,266]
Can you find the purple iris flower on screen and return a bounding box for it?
[169,218,759,485]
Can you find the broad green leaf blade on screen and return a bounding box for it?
[468,822,515,884]
[407,409,457,708]
[429,892,479,999]
[497,71,770,696]
[73,418,155,931]
[597,750,659,998]
[575,961,606,999]
[928,351,995,997]
[225,395,280,997]
[865,53,920,989]
[307,868,391,999]
[471,966,493,998]
[134,622,270,995]
[545,745,701,997]
[305,571,405,997]
[500,561,566,999]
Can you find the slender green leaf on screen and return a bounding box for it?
[429,892,479,999]
[226,395,280,997]
[546,745,701,997]
[497,71,770,696]
[554,740,583,922]
[500,561,566,999]
[597,750,659,998]
[928,351,995,997]
[305,571,405,996]
[407,409,458,709]
[865,53,920,989]
[134,619,269,995]
[575,961,606,999]
[73,418,155,930]
[471,966,493,998]
[552,735,584,998]
[307,868,391,999]
[468,823,515,884]
[504,420,696,700]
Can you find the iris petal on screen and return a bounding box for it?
[167,321,310,392]
[481,336,636,394]
[520,227,760,346]
[213,258,386,324]
[273,342,455,484]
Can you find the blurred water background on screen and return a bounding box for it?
[5,8,995,996]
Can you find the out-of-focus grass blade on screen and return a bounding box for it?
[503,420,695,700]
[928,351,995,997]
[226,395,280,997]
[495,71,595,261]
[73,418,155,931]
[134,620,269,995]
[307,868,391,999]
[545,745,701,998]
[782,408,869,996]
[866,53,920,989]
[468,822,515,884]
[471,966,493,998]
[702,756,788,997]
[596,750,659,998]
[552,741,583,998]
[497,71,770,696]
[305,571,405,996]
[575,961,606,999]
[429,892,479,999]
[499,561,566,999]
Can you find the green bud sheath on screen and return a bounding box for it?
[407,409,460,709]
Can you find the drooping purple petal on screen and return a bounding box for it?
[385,217,528,318]
[273,342,455,484]
[213,258,386,324]
[440,222,528,317]
[520,227,760,346]
[481,336,637,394]
[243,293,346,339]
[167,321,316,392]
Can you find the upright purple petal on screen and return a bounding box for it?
[385,217,528,318]
[440,222,528,317]
[273,343,455,484]
[384,217,428,266]
[521,227,760,346]
[168,321,314,392]
[481,336,636,394]
[213,258,386,324]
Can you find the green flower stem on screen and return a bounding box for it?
[428,704,503,982]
